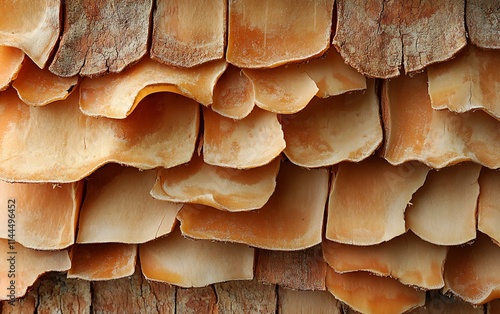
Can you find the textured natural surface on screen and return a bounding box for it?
[0,1,499,313]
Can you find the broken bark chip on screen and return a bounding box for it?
[68,243,137,281]
[0,181,83,250]
[202,106,285,169]
[79,58,226,119]
[0,90,199,183]
[444,232,500,304]
[151,154,280,212]
[49,0,152,77]
[178,162,329,250]
[12,56,79,106]
[0,240,71,300]
[382,72,500,168]
[77,164,181,244]
[326,267,426,314]
[151,0,226,67]
[406,162,481,246]
[326,156,429,245]
[139,227,255,288]
[0,0,60,68]
[227,0,334,68]
[323,232,448,289]
[282,80,382,168]
[333,0,466,78]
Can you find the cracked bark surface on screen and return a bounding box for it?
[214,280,277,314]
[49,0,152,77]
[255,245,327,291]
[91,268,175,314]
[334,0,466,78]
[466,0,500,49]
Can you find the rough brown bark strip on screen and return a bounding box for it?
[255,245,327,290]
[36,273,91,314]
[466,0,500,49]
[49,0,152,77]
[0,282,37,314]
[334,0,466,78]
[407,291,484,313]
[176,286,217,314]
[91,269,175,313]
[214,280,277,314]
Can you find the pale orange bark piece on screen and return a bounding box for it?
[80,58,226,119]
[151,154,280,212]
[0,0,60,68]
[382,72,500,168]
[297,49,367,98]
[12,57,78,106]
[242,66,318,114]
[278,288,341,314]
[211,65,255,119]
[466,0,500,49]
[0,181,82,250]
[0,46,24,91]
[202,107,285,169]
[478,168,500,244]
[226,0,334,68]
[428,45,500,119]
[49,0,152,77]
[178,162,329,250]
[323,232,447,289]
[151,0,226,67]
[334,0,466,78]
[444,233,500,304]
[77,165,181,244]
[326,156,429,245]
[256,245,327,290]
[140,227,254,288]
[0,90,199,183]
[406,163,481,246]
[282,80,382,168]
[68,243,137,281]
[326,267,425,314]
[0,240,70,300]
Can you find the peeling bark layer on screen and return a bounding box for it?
[49,0,152,77]
[334,0,466,78]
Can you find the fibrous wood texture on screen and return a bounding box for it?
[151,154,280,212]
[466,0,500,49]
[334,0,466,78]
[49,0,152,77]
[256,245,327,290]
[282,80,382,168]
[0,181,83,250]
[151,0,226,67]
[227,0,334,68]
[76,165,180,244]
[178,162,329,250]
[382,72,500,168]
[0,91,199,182]
[326,156,428,245]
[428,45,500,119]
